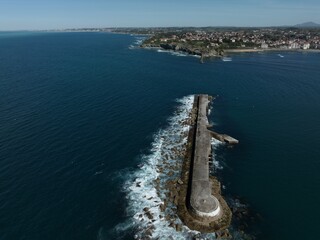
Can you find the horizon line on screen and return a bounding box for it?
[1,24,320,32]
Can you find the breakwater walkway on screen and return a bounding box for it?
[177,94,238,233]
[189,95,221,218]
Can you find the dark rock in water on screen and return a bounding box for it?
[143,207,149,212]
[159,203,165,212]
[175,224,183,232]
[169,190,176,199]
[168,222,175,228]
[145,211,153,220]
[168,171,174,177]
[222,229,232,239]
[154,178,160,185]
[216,229,232,239]
[228,196,263,239]
[145,227,154,239]
[174,195,179,205]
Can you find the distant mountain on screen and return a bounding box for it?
[294,22,320,28]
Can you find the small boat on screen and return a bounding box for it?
[278,54,284,58]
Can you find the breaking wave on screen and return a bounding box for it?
[129,36,147,49]
[104,95,259,240]
[157,49,200,58]
[210,138,224,173]
[113,95,223,239]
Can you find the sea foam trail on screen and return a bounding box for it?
[210,138,224,173]
[114,95,226,240]
[157,49,201,58]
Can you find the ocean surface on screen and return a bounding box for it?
[0,32,319,240]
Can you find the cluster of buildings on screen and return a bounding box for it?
[153,28,320,50]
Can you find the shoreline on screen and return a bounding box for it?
[107,31,320,57]
[140,45,320,62]
[139,42,320,61]
[224,48,320,54]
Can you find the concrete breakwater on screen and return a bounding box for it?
[177,94,238,233]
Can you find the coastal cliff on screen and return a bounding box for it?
[141,42,224,60]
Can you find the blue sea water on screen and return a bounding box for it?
[0,32,320,240]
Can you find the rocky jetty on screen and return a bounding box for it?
[175,95,233,233]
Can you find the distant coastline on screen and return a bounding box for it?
[123,26,320,61]
[140,41,320,62]
[33,28,320,60]
[224,48,320,53]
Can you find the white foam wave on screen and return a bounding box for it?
[157,49,170,53]
[156,49,201,59]
[222,57,232,62]
[129,36,147,49]
[116,95,218,239]
[134,39,143,45]
[208,106,219,128]
[210,138,224,172]
[208,106,212,116]
[170,52,188,57]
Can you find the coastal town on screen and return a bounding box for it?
[134,27,320,58]
[144,28,319,49]
[54,26,320,52]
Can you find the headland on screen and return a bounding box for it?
[137,27,320,61]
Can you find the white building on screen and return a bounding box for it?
[290,43,300,49]
[303,43,310,50]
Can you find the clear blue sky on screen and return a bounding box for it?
[0,0,319,30]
